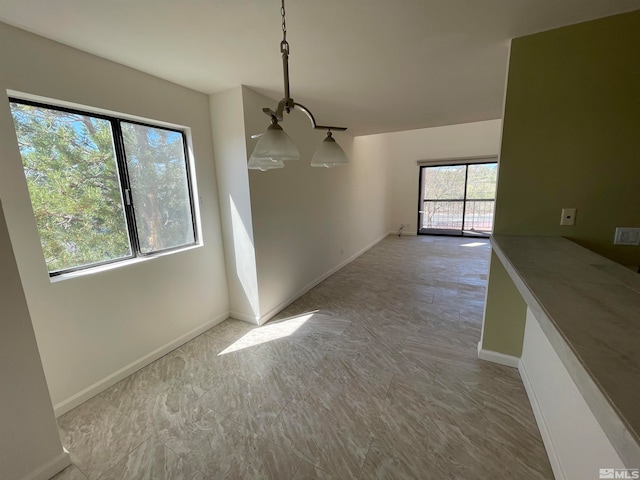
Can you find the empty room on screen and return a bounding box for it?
[1,1,639,479]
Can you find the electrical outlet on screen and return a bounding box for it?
[614,227,640,246]
[560,208,576,226]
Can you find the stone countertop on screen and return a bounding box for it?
[491,235,640,467]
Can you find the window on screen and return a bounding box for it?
[9,98,197,276]
[418,161,497,237]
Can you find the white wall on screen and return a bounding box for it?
[210,87,260,323]
[0,20,503,420]
[0,201,70,480]
[520,308,625,479]
[357,120,502,234]
[0,22,229,412]
[241,87,389,321]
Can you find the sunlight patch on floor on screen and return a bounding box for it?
[218,311,319,355]
[461,241,488,247]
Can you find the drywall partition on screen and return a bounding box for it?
[0,22,229,413]
[356,120,502,234]
[210,87,260,323]
[0,201,71,480]
[241,86,388,322]
[479,251,527,358]
[481,11,640,357]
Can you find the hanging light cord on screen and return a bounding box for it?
[262,0,347,132]
[281,0,287,45]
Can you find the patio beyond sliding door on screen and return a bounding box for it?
[418,162,497,237]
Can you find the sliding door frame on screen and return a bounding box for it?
[416,156,498,238]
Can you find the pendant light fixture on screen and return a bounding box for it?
[248,0,348,171]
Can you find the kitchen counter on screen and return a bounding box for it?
[491,235,640,468]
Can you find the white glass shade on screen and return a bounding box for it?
[247,156,285,171]
[310,132,349,168]
[249,123,300,166]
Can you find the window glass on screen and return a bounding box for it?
[10,102,131,273]
[464,163,498,234]
[9,99,197,276]
[419,162,497,237]
[422,165,466,200]
[466,163,497,199]
[121,122,195,254]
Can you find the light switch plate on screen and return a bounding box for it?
[560,208,576,226]
[614,227,640,246]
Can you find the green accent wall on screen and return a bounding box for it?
[482,251,528,357]
[495,10,640,266]
[482,11,640,357]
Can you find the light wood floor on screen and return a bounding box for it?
[53,235,553,479]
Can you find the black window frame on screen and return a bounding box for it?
[9,97,199,277]
[417,160,497,238]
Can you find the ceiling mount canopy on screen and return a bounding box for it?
[248,0,348,171]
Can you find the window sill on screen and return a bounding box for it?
[49,243,203,283]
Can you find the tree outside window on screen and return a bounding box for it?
[9,99,197,275]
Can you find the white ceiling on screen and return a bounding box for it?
[1,0,639,136]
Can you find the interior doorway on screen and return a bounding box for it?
[418,161,497,237]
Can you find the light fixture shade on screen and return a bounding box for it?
[250,123,300,163]
[310,132,349,168]
[247,156,285,171]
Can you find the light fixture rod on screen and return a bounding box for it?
[279,0,294,114]
[262,0,347,132]
[294,103,347,131]
[282,41,291,108]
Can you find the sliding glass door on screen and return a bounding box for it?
[418,162,497,237]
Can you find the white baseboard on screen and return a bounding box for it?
[229,310,259,325]
[477,343,520,368]
[256,232,390,325]
[387,230,417,236]
[20,451,71,480]
[53,312,228,417]
[519,359,565,480]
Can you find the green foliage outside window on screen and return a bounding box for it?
[9,101,196,274]
[121,122,195,254]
